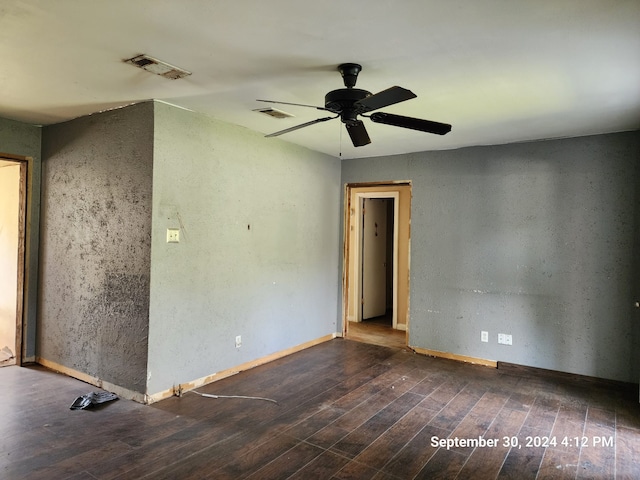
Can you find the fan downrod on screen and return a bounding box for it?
[338,63,362,88]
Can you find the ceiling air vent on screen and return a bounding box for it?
[253,107,295,119]
[124,54,191,80]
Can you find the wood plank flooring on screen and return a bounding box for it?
[346,320,407,350]
[1,339,639,479]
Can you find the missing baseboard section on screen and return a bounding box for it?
[497,361,638,391]
[411,347,497,368]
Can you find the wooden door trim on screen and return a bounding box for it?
[1,154,28,365]
[342,181,411,340]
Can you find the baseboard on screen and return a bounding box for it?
[411,347,497,368]
[497,361,638,391]
[36,357,147,404]
[146,333,337,404]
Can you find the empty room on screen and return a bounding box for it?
[1,1,639,478]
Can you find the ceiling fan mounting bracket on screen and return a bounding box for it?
[338,63,362,88]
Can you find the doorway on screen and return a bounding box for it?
[0,157,26,366]
[361,197,394,325]
[343,182,411,349]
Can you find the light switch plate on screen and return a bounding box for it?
[167,228,180,243]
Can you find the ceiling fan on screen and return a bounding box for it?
[257,63,451,147]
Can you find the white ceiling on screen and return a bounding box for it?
[1,0,639,159]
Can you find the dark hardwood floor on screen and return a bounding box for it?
[1,339,639,479]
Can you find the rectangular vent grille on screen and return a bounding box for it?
[125,54,191,80]
[253,107,295,119]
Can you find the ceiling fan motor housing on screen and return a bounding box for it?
[325,88,371,123]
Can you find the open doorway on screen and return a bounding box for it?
[0,157,26,366]
[361,197,394,326]
[343,182,411,349]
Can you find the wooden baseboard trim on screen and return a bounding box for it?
[146,388,175,404]
[411,347,497,368]
[146,333,337,404]
[36,357,147,404]
[497,361,638,391]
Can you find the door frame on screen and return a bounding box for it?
[0,154,27,365]
[342,181,411,338]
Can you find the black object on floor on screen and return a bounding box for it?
[70,391,118,410]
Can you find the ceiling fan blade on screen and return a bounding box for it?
[257,99,331,112]
[369,112,452,135]
[345,121,371,147]
[265,116,337,137]
[355,86,416,113]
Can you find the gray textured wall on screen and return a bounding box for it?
[147,102,341,395]
[0,117,42,359]
[39,103,153,393]
[342,131,640,383]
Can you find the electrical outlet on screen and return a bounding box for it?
[481,331,489,343]
[498,333,512,345]
[235,335,242,348]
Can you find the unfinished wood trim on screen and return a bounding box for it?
[2,154,35,365]
[22,155,36,364]
[343,182,411,340]
[14,162,26,365]
[341,183,351,337]
[0,153,28,162]
[146,388,175,404]
[147,333,337,404]
[36,357,147,403]
[411,346,497,368]
[347,180,412,188]
[0,156,27,366]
